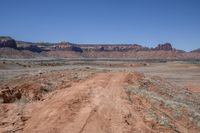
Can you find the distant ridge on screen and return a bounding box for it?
[0,36,200,59]
[191,48,200,53]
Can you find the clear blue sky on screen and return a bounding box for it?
[1,0,200,51]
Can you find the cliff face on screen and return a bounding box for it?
[79,44,145,51]
[1,36,200,59]
[154,43,173,51]
[50,42,83,52]
[0,36,174,53]
[51,43,173,52]
[0,37,17,49]
[50,42,72,50]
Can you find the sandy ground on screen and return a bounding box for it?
[0,59,200,133]
[23,73,131,133]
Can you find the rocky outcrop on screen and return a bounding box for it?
[50,42,72,50]
[79,44,146,51]
[50,42,83,53]
[155,43,172,51]
[0,36,17,49]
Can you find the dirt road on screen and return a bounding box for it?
[1,72,199,133]
[22,73,136,133]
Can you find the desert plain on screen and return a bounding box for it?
[0,58,200,133]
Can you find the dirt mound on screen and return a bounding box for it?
[0,83,50,104]
[0,87,22,103]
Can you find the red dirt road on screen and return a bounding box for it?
[23,73,136,133]
[1,72,198,133]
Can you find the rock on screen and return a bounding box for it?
[155,43,172,51]
[0,36,17,49]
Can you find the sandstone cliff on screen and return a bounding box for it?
[0,36,17,49]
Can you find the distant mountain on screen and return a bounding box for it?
[0,36,200,59]
[191,48,200,53]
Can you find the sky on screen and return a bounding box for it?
[1,0,200,51]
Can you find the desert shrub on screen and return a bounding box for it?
[39,86,51,94]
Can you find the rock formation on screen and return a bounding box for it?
[79,44,145,51]
[155,43,173,51]
[1,36,200,59]
[0,36,17,49]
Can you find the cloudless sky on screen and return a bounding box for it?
[1,0,200,51]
